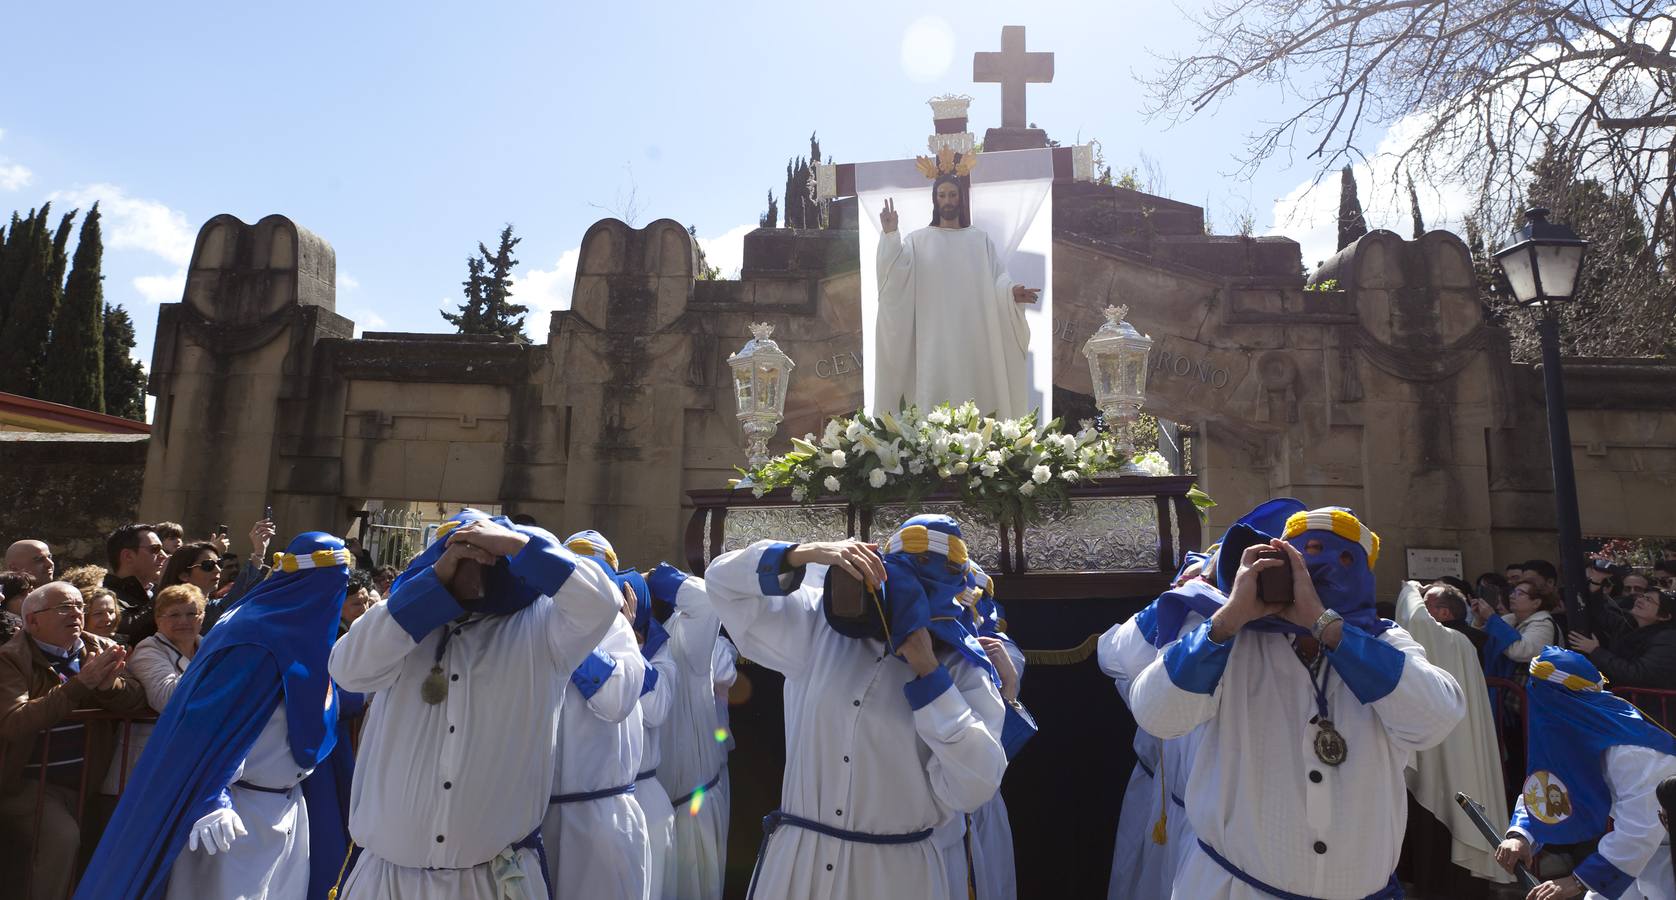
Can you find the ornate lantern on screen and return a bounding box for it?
[727,323,796,471]
[1081,305,1153,475]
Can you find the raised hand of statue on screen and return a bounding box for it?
[1012,285,1040,304]
[880,198,899,234]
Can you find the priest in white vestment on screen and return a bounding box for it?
[1130,507,1465,900]
[328,512,620,900]
[875,175,1037,418]
[1393,581,1511,886]
[704,521,1006,900]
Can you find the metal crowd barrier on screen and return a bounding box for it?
[0,709,158,900]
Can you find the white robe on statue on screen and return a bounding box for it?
[705,541,1007,900]
[327,534,620,900]
[639,637,680,899]
[165,704,310,900]
[1099,610,1200,900]
[544,614,650,900]
[875,226,1030,418]
[1393,582,1513,885]
[1131,617,1465,900]
[656,576,732,900]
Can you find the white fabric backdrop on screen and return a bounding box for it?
[854,148,1055,420]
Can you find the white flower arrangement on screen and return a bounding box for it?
[737,402,1160,523]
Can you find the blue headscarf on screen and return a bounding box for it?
[1519,648,1676,844]
[1152,501,1392,641]
[217,531,352,767]
[619,568,669,662]
[564,530,632,593]
[391,508,552,617]
[881,515,999,688]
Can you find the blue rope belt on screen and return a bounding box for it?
[1197,839,1402,900]
[634,768,658,782]
[549,781,636,804]
[746,810,934,899]
[671,768,723,807]
[233,780,294,795]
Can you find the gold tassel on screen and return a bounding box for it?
[327,840,358,899]
[1151,759,1169,845]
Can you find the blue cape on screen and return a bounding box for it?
[391,508,551,617]
[1519,648,1676,845]
[75,532,350,900]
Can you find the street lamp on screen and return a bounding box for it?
[727,323,796,472]
[1493,207,1591,627]
[1081,304,1154,475]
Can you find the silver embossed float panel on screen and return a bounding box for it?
[1024,497,1159,573]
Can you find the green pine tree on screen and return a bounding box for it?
[1407,176,1426,238]
[40,204,105,411]
[101,303,147,421]
[0,203,72,395]
[441,225,526,340]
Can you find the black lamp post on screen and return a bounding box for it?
[1492,207,1590,628]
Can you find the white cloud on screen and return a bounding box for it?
[339,272,360,291]
[50,183,195,266]
[511,247,581,315]
[343,305,388,338]
[133,269,187,304]
[1268,116,1475,272]
[0,162,31,191]
[696,223,754,280]
[901,16,955,84]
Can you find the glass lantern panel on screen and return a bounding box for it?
[758,364,783,413]
[1536,243,1584,299]
[733,366,754,412]
[1497,245,1539,303]
[1096,356,1121,397]
[1120,356,1146,394]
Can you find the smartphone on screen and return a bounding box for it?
[1253,548,1294,604]
[217,523,229,536]
[1476,582,1502,609]
[264,505,274,522]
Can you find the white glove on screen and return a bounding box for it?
[187,806,247,855]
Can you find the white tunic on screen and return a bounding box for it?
[875,225,1029,418]
[1131,619,1465,899]
[944,635,1024,900]
[638,637,680,899]
[166,703,312,900]
[656,576,732,900]
[1393,583,1512,884]
[328,535,620,899]
[543,614,649,900]
[1099,611,1200,900]
[706,541,1007,900]
[1509,745,1676,900]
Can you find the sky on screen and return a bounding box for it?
[0,0,1471,390]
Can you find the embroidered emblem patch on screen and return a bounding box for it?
[1522,770,1573,825]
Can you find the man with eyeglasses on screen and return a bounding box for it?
[0,581,149,899]
[103,524,169,644]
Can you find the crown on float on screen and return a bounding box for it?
[916,146,979,179]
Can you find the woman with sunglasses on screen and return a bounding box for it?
[159,541,223,604]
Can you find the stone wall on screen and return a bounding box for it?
[1,433,148,566]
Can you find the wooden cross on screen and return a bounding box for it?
[973,26,1054,131]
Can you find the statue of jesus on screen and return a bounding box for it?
[874,173,1040,419]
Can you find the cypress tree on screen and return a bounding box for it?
[1336,166,1368,250]
[1408,176,1426,238]
[40,204,104,410]
[442,255,489,334]
[760,190,778,229]
[101,303,147,420]
[0,203,70,395]
[0,209,37,331]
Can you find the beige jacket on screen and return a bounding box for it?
[0,629,149,795]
